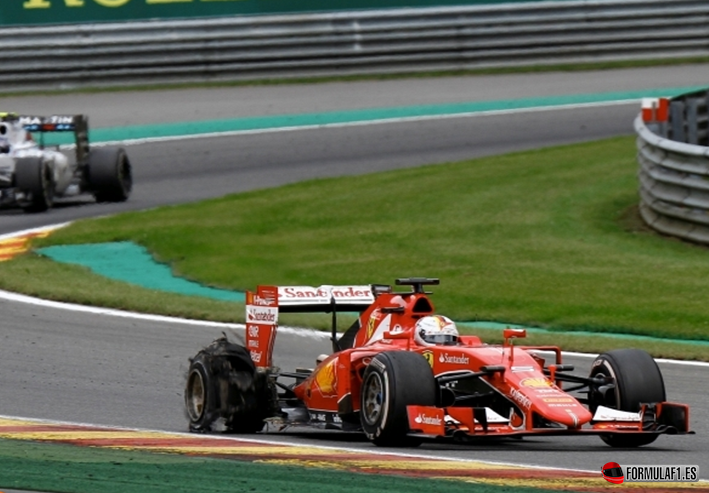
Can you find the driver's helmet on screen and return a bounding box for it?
[414,315,459,346]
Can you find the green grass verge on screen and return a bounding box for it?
[2,57,708,97]
[0,438,580,493]
[3,135,709,359]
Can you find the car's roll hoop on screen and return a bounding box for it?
[395,277,439,294]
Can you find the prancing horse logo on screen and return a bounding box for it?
[422,350,434,368]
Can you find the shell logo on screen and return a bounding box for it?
[314,359,337,395]
[520,377,551,388]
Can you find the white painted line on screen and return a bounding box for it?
[0,288,328,339]
[0,288,241,327]
[0,413,597,475]
[548,350,709,368]
[64,99,639,149]
[0,222,72,241]
[655,357,709,367]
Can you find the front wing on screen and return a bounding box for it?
[406,402,692,440]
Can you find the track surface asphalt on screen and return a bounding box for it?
[0,65,708,476]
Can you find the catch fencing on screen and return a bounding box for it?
[1,0,709,91]
[637,89,709,245]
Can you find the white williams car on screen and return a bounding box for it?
[0,113,132,212]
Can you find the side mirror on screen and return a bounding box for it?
[503,328,526,345]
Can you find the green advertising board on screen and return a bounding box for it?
[2,0,572,26]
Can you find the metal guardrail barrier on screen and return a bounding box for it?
[636,89,709,245]
[1,0,709,91]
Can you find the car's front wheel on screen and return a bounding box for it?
[588,348,665,447]
[360,351,436,447]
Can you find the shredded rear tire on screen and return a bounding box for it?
[184,337,274,433]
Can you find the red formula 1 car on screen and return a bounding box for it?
[184,278,692,447]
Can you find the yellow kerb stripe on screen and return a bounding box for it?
[257,458,527,471]
[110,445,358,456]
[0,431,176,440]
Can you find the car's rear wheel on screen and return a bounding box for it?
[185,355,216,432]
[88,147,132,202]
[360,351,436,447]
[588,348,665,448]
[185,337,272,433]
[15,157,53,213]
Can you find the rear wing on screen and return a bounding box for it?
[19,115,90,165]
[277,285,375,313]
[245,284,375,368]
